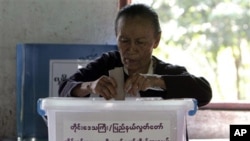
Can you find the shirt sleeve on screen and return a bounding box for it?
[162,73,212,107]
[154,60,212,107]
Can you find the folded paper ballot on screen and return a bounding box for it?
[109,67,126,100]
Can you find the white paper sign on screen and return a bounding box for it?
[53,110,176,141]
[63,120,170,141]
[49,60,91,97]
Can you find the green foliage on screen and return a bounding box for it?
[152,0,250,100]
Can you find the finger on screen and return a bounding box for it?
[125,74,140,96]
[140,77,151,91]
[132,74,151,95]
[100,86,112,100]
[131,75,141,96]
[137,75,148,91]
[102,76,117,97]
[93,77,111,97]
[108,77,117,88]
[124,74,134,94]
[124,77,132,92]
[125,72,139,89]
[104,82,117,98]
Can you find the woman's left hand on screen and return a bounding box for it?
[124,73,166,96]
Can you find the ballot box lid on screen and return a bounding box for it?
[37,97,198,117]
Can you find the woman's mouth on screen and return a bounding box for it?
[124,58,137,65]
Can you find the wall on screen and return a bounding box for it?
[188,109,250,139]
[0,0,117,139]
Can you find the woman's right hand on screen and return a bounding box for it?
[88,75,117,100]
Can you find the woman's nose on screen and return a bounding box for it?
[127,41,138,52]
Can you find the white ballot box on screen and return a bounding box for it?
[37,97,198,141]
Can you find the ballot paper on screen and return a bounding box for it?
[109,67,126,100]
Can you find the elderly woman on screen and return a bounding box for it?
[59,4,212,107]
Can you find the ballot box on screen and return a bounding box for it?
[37,97,198,141]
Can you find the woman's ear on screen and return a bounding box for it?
[153,32,161,49]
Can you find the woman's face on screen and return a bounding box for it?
[116,16,161,74]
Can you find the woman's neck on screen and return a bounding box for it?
[127,59,152,75]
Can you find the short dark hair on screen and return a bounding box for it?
[115,4,161,36]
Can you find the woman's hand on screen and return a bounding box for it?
[124,73,166,96]
[88,75,117,100]
[72,75,117,99]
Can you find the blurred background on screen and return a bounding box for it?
[133,0,250,102]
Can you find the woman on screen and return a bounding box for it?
[59,4,212,107]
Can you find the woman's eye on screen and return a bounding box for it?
[136,40,146,45]
[122,40,128,43]
[119,38,129,43]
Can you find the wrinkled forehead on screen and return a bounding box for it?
[117,16,155,36]
[117,16,155,31]
[115,14,159,37]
